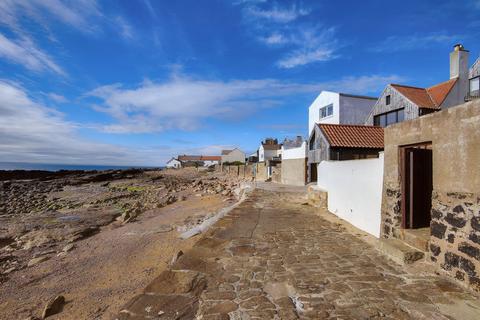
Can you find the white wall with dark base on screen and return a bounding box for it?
[317,153,384,237]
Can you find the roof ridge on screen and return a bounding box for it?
[427,78,457,90]
[390,83,426,90]
[318,123,383,129]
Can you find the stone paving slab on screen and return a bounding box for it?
[116,188,480,320]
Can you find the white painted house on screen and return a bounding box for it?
[308,91,377,135]
[166,157,181,169]
[258,138,281,162]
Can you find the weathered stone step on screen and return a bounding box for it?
[378,238,425,265]
[399,228,430,252]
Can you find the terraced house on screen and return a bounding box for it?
[366,44,480,127]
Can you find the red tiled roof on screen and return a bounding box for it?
[178,155,202,161]
[318,124,384,149]
[178,155,220,161]
[391,78,457,110]
[426,78,457,106]
[200,156,221,161]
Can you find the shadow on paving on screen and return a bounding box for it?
[116,188,480,320]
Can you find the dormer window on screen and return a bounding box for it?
[386,95,391,105]
[320,104,333,119]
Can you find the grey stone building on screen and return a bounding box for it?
[366,44,479,127]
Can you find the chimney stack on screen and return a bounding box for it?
[450,44,469,80]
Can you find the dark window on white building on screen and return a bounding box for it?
[320,104,333,119]
[373,108,404,127]
[386,95,391,105]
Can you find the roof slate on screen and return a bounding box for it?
[318,124,384,149]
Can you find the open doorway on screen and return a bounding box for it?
[400,142,433,229]
[309,163,317,183]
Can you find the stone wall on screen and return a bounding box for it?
[271,164,281,183]
[381,99,480,291]
[429,191,480,290]
[281,158,306,186]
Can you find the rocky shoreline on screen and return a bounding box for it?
[0,167,245,319]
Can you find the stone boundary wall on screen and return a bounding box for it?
[381,100,480,291]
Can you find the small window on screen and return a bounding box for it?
[327,104,333,116]
[319,104,333,119]
[386,95,391,105]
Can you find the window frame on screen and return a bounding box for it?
[319,103,334,119]
[386,95,391,105]
[373,108,404,127]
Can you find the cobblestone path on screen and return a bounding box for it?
[117,188,480,320]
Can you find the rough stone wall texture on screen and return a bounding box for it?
[381,99,480,291]
[365,85,420,125]
[255,162,268,181]
[380,183,402,239]
[271,164,281,183]
[281,158,306,186]
[429,191,480,291]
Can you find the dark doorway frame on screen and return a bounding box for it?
[309,163,318,183]
[399,142,433,229]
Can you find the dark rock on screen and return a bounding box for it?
[431,221,447,239]
[471,217,480,232]
[469,276,480,291]
[445,213,466,228]
[469,232,480,245]
[431,208,443,219]
[452,205,464,214]
[442,252,460,270]
[458,242,480,261]
[459,256,476,276]
[447,234,455,243]
[430,244,441,256]
[42,295,65,319]
[455,271,465,281]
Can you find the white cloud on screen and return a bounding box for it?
[47,92,68,103]
[0,33,65,75]
[236,1,340,68]
[245,4,310,23]
[371,33,460,53]
[0,79,171,165]
[87,73,404,134]
[114,16,134,40]
[0,0,102,34]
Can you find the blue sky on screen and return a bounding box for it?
[0,0,479,165]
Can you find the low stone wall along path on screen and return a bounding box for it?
[117,187,480,320]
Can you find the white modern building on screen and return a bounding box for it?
[166,157,182,169]
[258,138,281,162]
[308,91,377,134]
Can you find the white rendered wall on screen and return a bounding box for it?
[281,141,307,160]
[308,91,340,135]
[317,153,384,237]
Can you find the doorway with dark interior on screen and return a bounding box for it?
[309,163,317,183]
[400,142,433,229]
